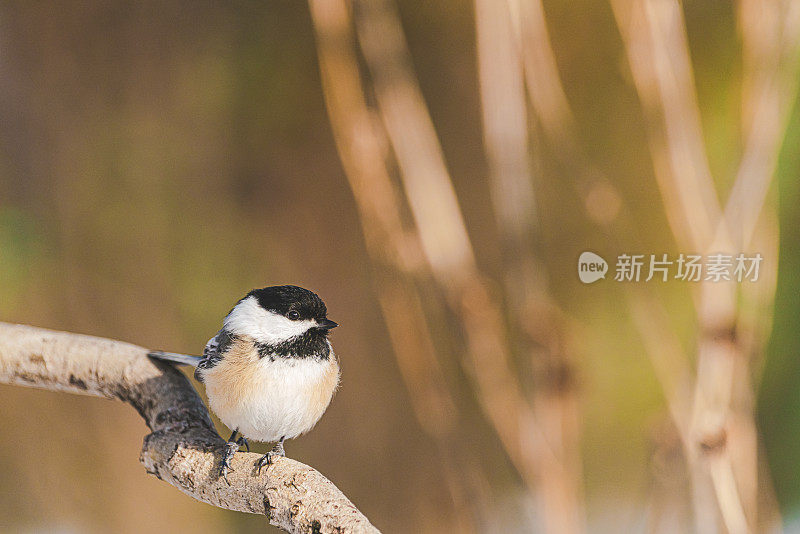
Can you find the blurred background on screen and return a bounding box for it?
[0,1,798,532]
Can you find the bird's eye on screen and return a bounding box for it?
[287,310,301,321]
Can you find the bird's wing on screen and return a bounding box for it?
[195,329,233,382]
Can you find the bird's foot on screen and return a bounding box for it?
[255,452,281,475]
[219,440,240,483]
[256,439,286,475]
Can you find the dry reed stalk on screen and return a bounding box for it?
[513,0,720,528]
[308,0,484,529]
[611,0,800,531]
[611,0,721,252]
[511,0,577,152]
[512,0,783,530]
[312,0,797,531]
[731,211,780,533]
[476,0,583,531]
[510,0,710,527]
[609,0,743,527]
[350,2,586,532]
[350,0,541,476]
[308,0,455,436]
[690,0,798,527]
[727,0,800,250]
[514,0,705,503]
[513,0,701,459]
[708,4,800,530]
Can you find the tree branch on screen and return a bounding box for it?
[0,322,379,534]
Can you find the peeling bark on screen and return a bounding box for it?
[0,322,379,534]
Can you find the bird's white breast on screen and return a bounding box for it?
[201,338,339,443]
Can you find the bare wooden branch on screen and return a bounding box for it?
[0,322,379,534]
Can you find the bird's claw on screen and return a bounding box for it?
[219,457,233,483]
[256,437,286,475]
[256,452,278,475]
[219,440,240,483]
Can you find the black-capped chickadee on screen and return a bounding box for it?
[149,285,340,480]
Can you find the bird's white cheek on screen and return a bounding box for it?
[261,316,316,341]
[224,296,314,344]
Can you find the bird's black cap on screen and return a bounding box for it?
[246,285,328,321]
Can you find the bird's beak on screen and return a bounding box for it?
[316,318,339,330]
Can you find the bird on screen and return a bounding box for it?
[148,285,340,480]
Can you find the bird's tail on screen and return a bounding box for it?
[148,351,202,367]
